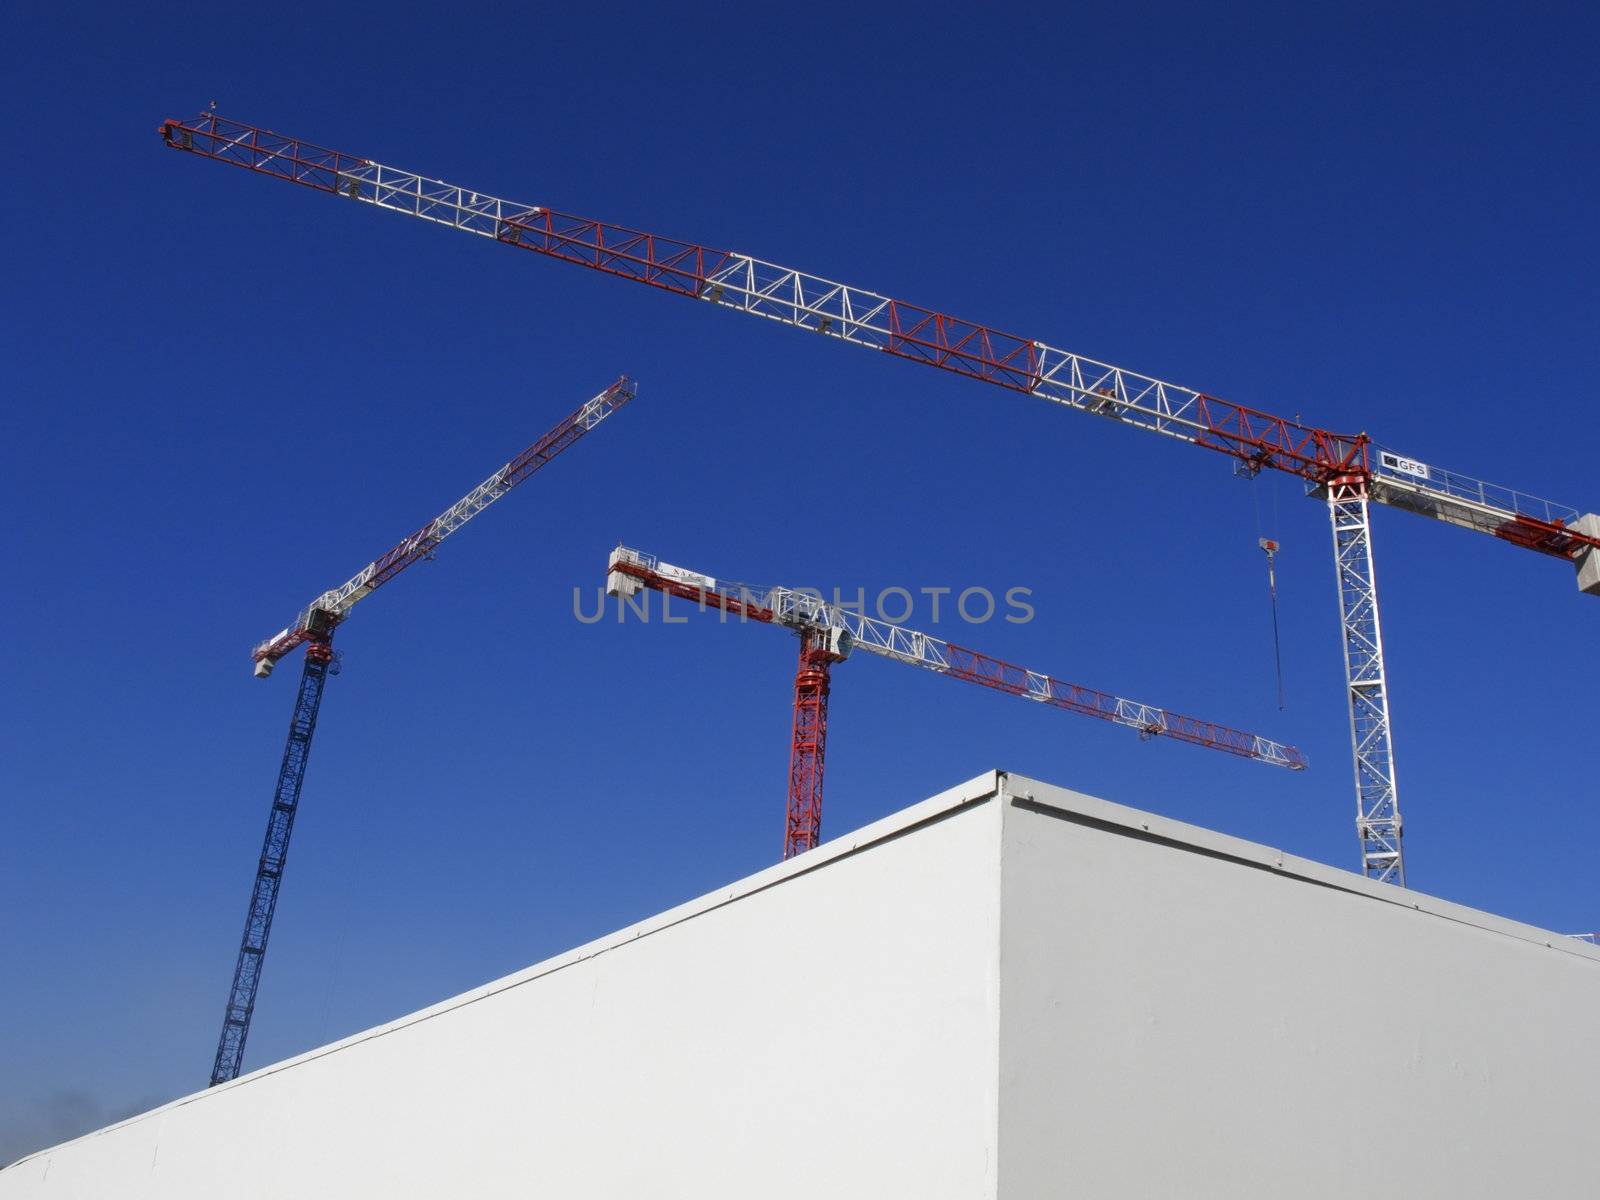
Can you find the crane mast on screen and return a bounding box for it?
[161,112,1600,886]
[210,378,635,1086]
[1327,478,1402,882]
[787,632,837,859]
[607,546,1304,857]
[211,624,334,1086]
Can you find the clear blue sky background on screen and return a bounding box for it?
[2,0,1596,1164]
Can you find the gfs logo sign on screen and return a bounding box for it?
[1379,451,1430,480]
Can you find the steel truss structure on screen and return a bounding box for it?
[210,378,635,1085]
[1326,479,1402,885]
[212,632,334,1086]
[162,112,1600,885]
[786,634,835,859]
[763,584,1304,767]
[253,378,635,675]
[607,546,1304,856]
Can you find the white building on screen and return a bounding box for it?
[5,770,1595,1197]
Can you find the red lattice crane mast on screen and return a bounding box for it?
[606,546,1305,859]
[160,112,1600,886]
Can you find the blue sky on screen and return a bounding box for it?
[3,0,1597,1164]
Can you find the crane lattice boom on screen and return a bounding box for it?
[607,546,1307,771]
[252,377,634,674]
[160,113,1600,576]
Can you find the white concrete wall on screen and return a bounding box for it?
[996,776,1600,1199]
[1,776,1004,1200]
[10,769,1597,1198]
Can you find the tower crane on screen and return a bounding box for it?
[211,377,635,1087]
[159,112,1600,886]
[606,546,1305,859]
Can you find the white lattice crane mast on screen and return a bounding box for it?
[607,546,1305,858]
[210,377,635,1088]
[160,113,1600,887]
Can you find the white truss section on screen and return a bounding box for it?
[311,156,1265,464]
[763,587,1301,769]
[696,257,1330,463]
[335,161,537,239]
[255,384,630,665]
[1327,482,1405,885]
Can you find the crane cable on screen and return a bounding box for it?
[1259,537,1286,711]
[1249,474,1287,711]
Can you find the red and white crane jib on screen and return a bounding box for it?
[252,378,636,676]
[606,546,1307,770]
[160,112,1600,591]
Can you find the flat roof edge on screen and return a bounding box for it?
[5,771,1007,1170]
[997,771,1600,962]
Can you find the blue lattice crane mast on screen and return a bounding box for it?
[210,378,636,1087]
[212,617,335,1087]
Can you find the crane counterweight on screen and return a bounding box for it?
[1575,515,1600,594]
